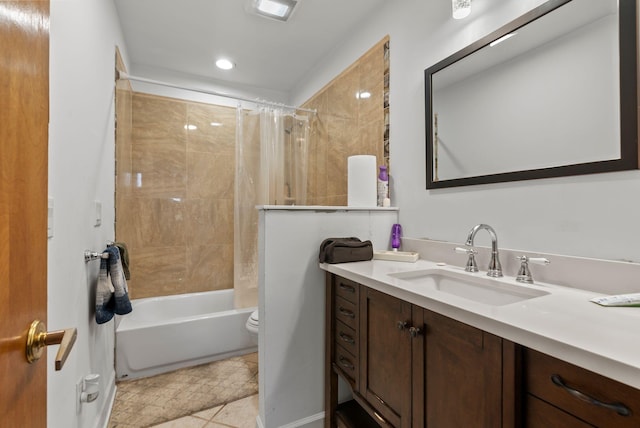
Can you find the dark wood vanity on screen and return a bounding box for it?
[325,273,640,427]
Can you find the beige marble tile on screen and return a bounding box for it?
[327,66,359,120]
[358,46,385,119]
[326,194,347,206]
[117,197,186,249]
[187,103,236,155]
[132,93,188,142]
[211,395,259,428]
[186,151,234,199]
[184,198,233,245]
[128,246,187,299]
[131,138,187,199]
[185,244,234,293]
[358,118,385,164]
[116,88,134,198]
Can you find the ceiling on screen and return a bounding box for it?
[114,0,388,94]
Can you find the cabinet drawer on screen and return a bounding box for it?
[335,277,359,303]
[335,296,358,330]
[335,320,358,357]
[525,348,640,427]
[525,394,593,428]
[335,344,358,386]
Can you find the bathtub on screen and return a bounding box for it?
[115,289,257,380]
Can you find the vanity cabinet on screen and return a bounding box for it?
[325,272,640,428]
[523,348,640,428]
[325,273,516,427]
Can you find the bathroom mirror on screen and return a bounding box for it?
[425,0,638,189]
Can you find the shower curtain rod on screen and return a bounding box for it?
[117,71,317,114]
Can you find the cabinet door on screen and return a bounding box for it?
[360,287,413,428]
[413,309,503,428]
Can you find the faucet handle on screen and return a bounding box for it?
[454,247,476,255]
[454,247,479,272]
[528,257,550,266]
[516,256,549,283]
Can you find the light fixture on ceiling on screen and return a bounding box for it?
[452,0,471,19]
[215,58,235,70]
[246,0,298,22]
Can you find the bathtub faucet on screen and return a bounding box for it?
[465,224,503,277]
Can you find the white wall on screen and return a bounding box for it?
[292,0,640,264]
[48,0,129,427]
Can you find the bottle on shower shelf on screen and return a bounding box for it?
[377,165,389,207]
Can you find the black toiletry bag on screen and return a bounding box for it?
[319,237,373,264]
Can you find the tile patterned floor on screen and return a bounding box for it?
[150,394,258,428]
[109,353,258,428]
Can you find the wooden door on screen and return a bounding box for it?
[359,288,412,427]
[0,1,50,426]
[413,309,503,428]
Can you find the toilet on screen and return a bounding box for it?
[246,310,259,345]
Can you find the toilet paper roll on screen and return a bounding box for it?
[348,155,377,207]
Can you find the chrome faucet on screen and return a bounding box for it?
[465,224,503,277]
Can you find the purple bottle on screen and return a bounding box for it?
[391,224,402,251]
[377,166,389,207]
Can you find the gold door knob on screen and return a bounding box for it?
[26,320,77,371]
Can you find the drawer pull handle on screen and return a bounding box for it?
[409,326,422,338]
[551,374,631,417]
[339,332,355,344]
[397,321,408,331]
[338,307,355,318]
[338,356,355,371]
[339,283,356,293]
[373,411,390,426]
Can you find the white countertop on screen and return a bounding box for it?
[321,258,640,390]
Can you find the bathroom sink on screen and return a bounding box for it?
[388,269,549,306]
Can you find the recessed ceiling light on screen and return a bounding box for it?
[215,58,235,70]
[247,0,298,22]
[184,124,197,130]
[210,122,223,127]
[452,0,471,20]
[356,91,371,99]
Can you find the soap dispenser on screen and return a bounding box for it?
[391,224,402,251]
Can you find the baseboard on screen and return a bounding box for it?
[97,371,117,428]
[276,411,325,428]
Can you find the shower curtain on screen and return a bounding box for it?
[234,106,310,308]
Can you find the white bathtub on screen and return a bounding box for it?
[115,289,257,380]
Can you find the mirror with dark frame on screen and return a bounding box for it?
[425,0,637,189]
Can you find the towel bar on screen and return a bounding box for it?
[84,242,116,262]
[84,251,109,262]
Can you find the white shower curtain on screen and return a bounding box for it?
[234,106,310,308]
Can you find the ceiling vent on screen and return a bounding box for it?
[246,0,298,22]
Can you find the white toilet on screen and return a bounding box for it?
[246,310,259,345]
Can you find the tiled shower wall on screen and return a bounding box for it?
[302,36,389,206]
[114,37,388,299]
[115,92,236,298]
